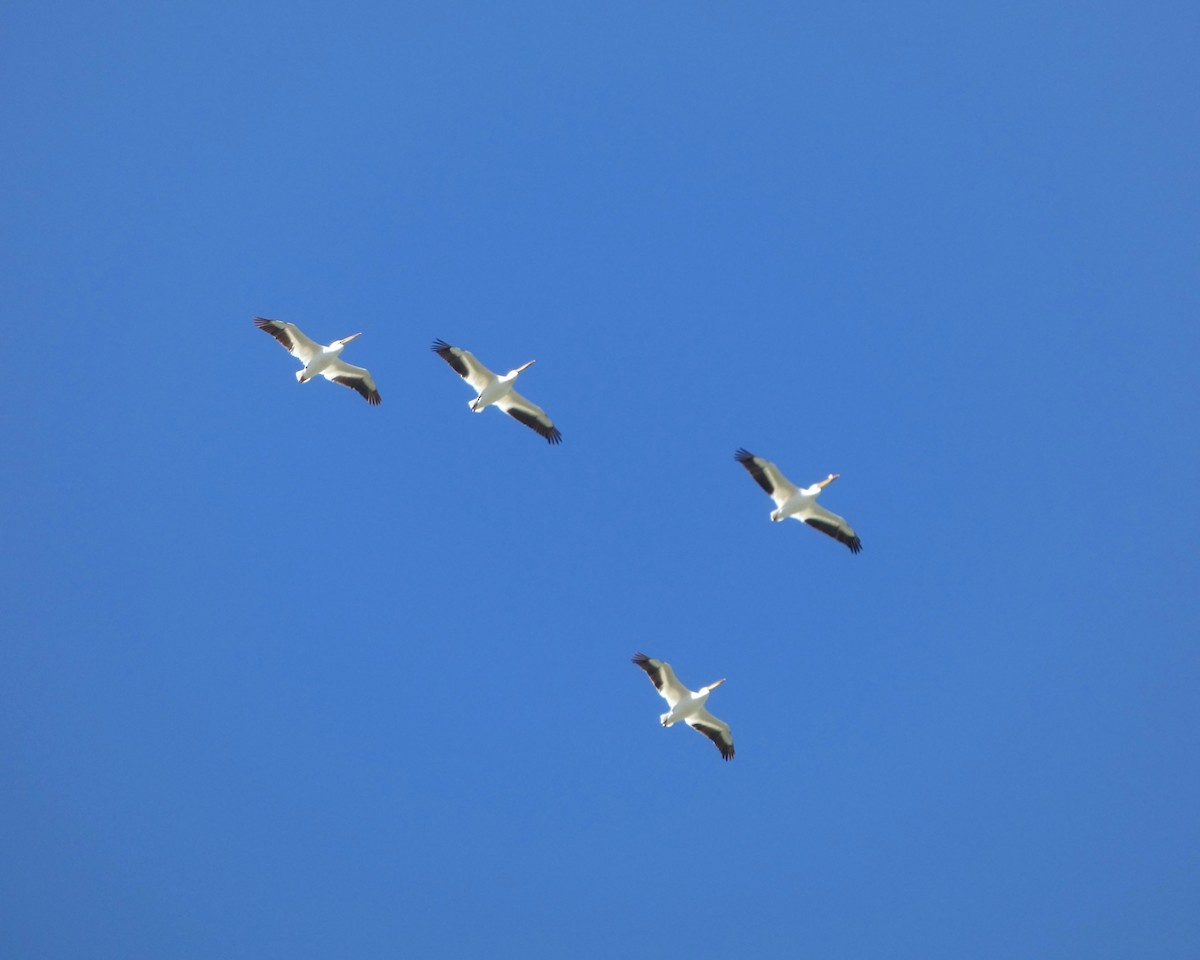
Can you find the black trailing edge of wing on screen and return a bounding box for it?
[631,652,666,692]
[254,317,294,352]
[505,406,563,444]
[332,376,382,406]
[804,517,862,554]
[734,448,775,496]
[431,339,471,380]
[692,722,735,761]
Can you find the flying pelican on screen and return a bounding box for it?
[735,448,862,553]
[631,653,735,761]
[431,339,562,444]
[254,317,381,405]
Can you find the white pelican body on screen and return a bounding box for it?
[432,339,562,444]
[632,653,734,761]
[735,448,862,553]
[255,317,381,405]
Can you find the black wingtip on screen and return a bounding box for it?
[734,448,755,463]
[803,517,864,554]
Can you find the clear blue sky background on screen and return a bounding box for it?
[3,2,1197,957]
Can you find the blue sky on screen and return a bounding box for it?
[3,2,1198,957]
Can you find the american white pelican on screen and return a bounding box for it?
[735,449,862,553]
[431,339,562,444]
[631,653,735,761]
[254,317,381,405]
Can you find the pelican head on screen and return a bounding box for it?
[770,509,783,522]
[816,472,840,490]
[512,360,536,375]
[706,678,727,692]
[338,333,363,345]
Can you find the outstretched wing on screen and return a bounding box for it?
[431,339,496,395]
[254,317,321,365]
[735,449,798,510]
[687,709,735,761]
[631,653,689,709]
[801,501,862,554]
[495,390,562,444]
[322,359,382,406]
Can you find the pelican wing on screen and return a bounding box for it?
[631,653,689,709]
[735,449,798,510]
[431,339,496,395]
[495,390,562,445]
[322,359,382,406]
[254,317,321,365]
[801,502,862,554]
[687,710,735,761]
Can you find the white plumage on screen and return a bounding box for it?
[432,339,562,444]
[632,653,735,761]
[254,317,381,405]
[735,448,862,553]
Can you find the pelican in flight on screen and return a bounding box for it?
[631,653,735,761]
[254,317,381,405]
[431,339,562,444]
[735,449,862,553]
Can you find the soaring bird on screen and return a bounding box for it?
[254,317,381,405]
[735,449,862,553]
[631,653,735,761]
[431,339,562,444]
